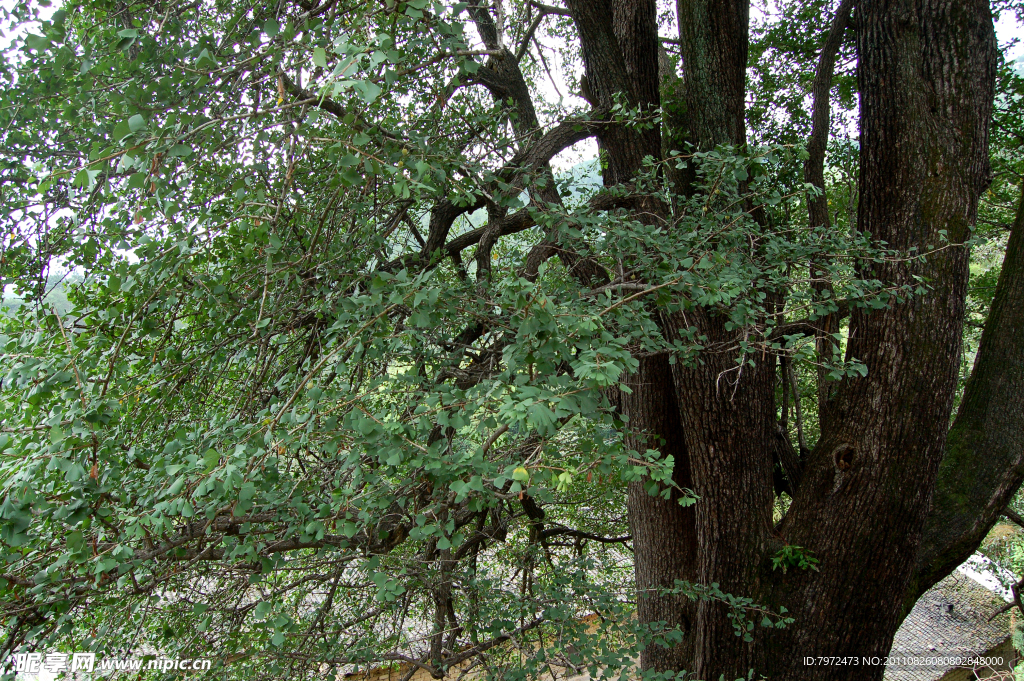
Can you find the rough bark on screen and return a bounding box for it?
[567,0,1004,678]
[676,0,749,152]
[767,1,997,678]
[666,3,780,679]
[670,335,776,679]
[908,180,1024,606]
[622,356,698,673]
[612,0,662,164]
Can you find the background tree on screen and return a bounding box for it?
[0,1,1022,680]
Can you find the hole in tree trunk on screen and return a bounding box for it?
[834,444,856,471]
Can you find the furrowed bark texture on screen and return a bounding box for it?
[622,356,698,673]
[670,3,777,679]
[670,343,775,679]
[612,0,662,164]
[575,0,776,676]
[768,1,997,678]
[676,0,749,151]
[908,180,1024,606]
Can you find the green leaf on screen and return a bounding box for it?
[112,120,132,142]
[312,47,327,68]
[353,80,382,104]
[25,34,51,51]
[128,114,147,132]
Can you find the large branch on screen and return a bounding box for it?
[908,182,1024,606]
[461,4,609,284]
[383,110,608,273]
[804,0,855,195]
[676,0,750,151]
[804,0,856,424]
[563,0,658,185]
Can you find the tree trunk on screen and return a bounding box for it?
[565,0,1001,678]
[669,3,780,678]
[907,178,1024,608]
[764,1,997,677]
[622,356,698,672]
[670,337,776,679]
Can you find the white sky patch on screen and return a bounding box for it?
[958,553,1018,603]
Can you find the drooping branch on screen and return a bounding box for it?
[765,303,851,342]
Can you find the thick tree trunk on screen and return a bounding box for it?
[765,1,996,678]
[670,337,776,679]
[668,3,780,678]
[621,356,698,672]
[907,179,1024,607]
[676,0,750,151]
[564,0,1001,678]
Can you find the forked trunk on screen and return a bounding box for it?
[580,0,1000,678]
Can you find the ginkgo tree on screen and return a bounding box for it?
[1,1,1023,680]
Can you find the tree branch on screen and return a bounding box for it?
[538,526,631,544]
[804,0,856,420]
[528,2,571,18]
[517,3,572,62]
[1003,507,1024,530]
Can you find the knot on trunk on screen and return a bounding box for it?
[833,443,857,471]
